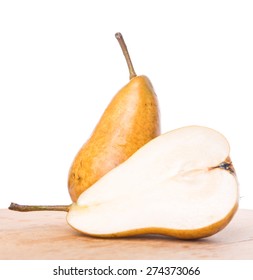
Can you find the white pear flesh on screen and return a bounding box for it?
[67,126,239,239]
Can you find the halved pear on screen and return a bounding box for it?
[67,126,239,239]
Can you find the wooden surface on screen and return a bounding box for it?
[0,208,253,260]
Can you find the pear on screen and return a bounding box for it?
[68,33,160,202]
[67,126,239,239]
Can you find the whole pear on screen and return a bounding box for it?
[68,33,160,201]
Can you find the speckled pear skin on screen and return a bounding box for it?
[68,75,160,202]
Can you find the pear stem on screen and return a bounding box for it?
[115,32,137,80]
[8,202,70,212]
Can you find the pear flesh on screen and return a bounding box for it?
[67,126,239,239]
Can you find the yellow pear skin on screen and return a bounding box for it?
[68,34,160,202]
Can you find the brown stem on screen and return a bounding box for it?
[115,32,137,80]
[8,202,70,212]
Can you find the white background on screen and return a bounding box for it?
[0,0,253,210]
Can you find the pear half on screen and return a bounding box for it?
[67,126,239,239]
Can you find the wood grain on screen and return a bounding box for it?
[0,209,252,260]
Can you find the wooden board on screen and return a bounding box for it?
[0,208,253,260]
